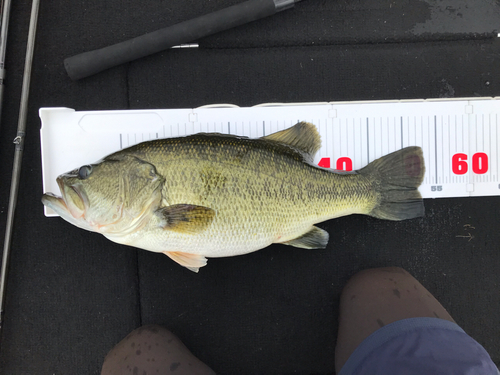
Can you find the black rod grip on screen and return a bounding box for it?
[64,0,278,80]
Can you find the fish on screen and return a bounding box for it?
[42,122,425,272]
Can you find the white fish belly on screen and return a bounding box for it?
[104,218,317,258]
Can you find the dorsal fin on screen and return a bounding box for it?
[262,122,322,160]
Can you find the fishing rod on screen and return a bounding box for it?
[0,0,13,129]
[65,0,301,80]
[0,0,41,335]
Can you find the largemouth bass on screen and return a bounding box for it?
[42,122,425,272]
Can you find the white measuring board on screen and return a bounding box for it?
[40,97,500,217]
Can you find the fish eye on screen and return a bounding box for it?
[78,165,93,179]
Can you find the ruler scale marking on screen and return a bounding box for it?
[422,117,427,184]
[388,117,392,153]
[352,118,356,167]
[461,114,464,153]
[326,118,331,161]
[371,118,375,159]
[469,112,474,187]
[380,117,383,156]
[439,115,442,184]
[393,117,396,153]
[400,116,404,149]
[476,115,484,155]
[348,118,353,158]
[443,117,446,185]
[427,116,431,184]
[366,118,370,163]
[335,118,340,165]
[489,116,491,183]
[340,118,344,156]
[359,118,368,165]
[444,116,447,184]
[454,115,458,183]
[482,114,485,152]
[345,118,348,156]
[450,115,452,182]
[452,116,455,185]
[434,116,438,184]
[423,116,428,184]
[454,115,458,184]
[407,116,410,148]
[481,113,491,182]
[465,113,468,189]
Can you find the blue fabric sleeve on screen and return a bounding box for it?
[339,317,499,375]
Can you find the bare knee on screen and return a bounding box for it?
[340,266,453,319]
[341,267,412,300]
[101,325,216,375]
[346,267,411,286]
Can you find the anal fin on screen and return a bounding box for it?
[280,226,329,249]
[163,251,208,273]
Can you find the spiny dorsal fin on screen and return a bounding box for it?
[262,122,321,160]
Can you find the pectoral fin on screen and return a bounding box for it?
[155,204,215,234]
[280,226,329,249]
[163,251,208,273]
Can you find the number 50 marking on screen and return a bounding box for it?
[452,153,488,175]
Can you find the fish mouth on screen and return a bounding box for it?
[56,177,88,219]
[41,192,70,215]
[42,192,95,232]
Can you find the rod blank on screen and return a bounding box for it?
[64,0,298,80]
[0,0,40,332]
[0,0,13,129]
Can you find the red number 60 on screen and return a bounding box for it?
[452,153,489,175]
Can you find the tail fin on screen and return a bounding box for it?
[359,147,425,221]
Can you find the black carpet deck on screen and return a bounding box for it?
[0,1,499,374]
